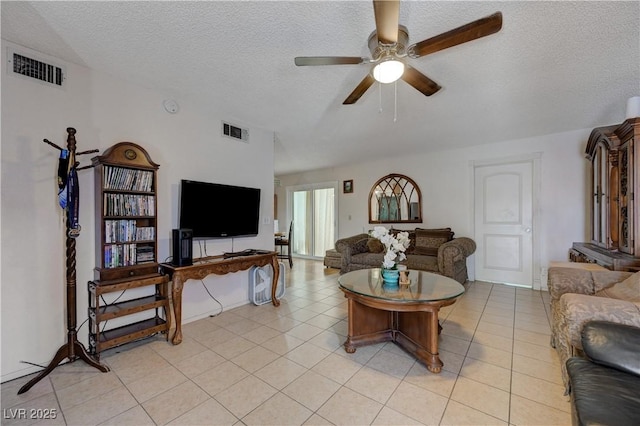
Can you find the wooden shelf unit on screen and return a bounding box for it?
[571,118,640,271]
[88,274,170,355]
[92,142,160,281]
[89,142,170,357]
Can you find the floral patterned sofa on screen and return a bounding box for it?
[334,228,476,284]
[548,267,640,393]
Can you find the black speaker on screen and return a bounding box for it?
[172,228,193,266]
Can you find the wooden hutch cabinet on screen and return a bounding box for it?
[570,117,640,271]
[88,142,170,357]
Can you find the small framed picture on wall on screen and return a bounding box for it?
[343,179,353,194]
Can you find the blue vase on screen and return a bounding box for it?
[381,268,400,285]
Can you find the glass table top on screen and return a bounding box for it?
[338,268,465,303]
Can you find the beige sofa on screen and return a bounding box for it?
[335,229,476,284]
[548,267,640,393]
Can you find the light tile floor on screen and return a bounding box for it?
[1,259,571,425]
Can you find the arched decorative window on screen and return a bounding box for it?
[369,173,422,223]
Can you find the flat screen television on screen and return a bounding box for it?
[179,179,261,239]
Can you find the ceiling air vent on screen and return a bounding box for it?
[8,49,65,87]
[222,121,249,142]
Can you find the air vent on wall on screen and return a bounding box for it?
[222,121,249,142]
[8,49,65,87]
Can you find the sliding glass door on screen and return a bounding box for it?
[289,183,337,258]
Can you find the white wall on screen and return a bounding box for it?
[1,41,275,382]
[276,128,592,286]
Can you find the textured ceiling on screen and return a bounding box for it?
[2,1,639,175]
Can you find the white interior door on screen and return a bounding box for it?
[474,159,536,287]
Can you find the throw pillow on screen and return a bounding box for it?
[367,238,385,253]
[414,228,454,256]
[595,272,640,302]
[405,230,416,254]
[416,227,455,235]
[352,238,370,255]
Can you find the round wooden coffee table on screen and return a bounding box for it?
[338,268,465,373]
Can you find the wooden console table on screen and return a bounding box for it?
[160,251,280,345]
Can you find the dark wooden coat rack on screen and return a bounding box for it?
[18,128,109,394]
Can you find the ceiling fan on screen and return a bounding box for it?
[294,0,502,105]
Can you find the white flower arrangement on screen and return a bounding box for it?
[371,226,411,269]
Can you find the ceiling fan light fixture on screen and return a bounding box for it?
[372,56,405,84]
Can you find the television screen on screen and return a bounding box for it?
[179,179,261,239]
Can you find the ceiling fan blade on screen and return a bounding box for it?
[295,57,367,66]
[373,0,400,44]
[409,11,503,58]
[343,74,376,105]
[401,66,441,97]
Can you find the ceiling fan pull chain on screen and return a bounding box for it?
[378,81,383,114]
[394,81,398,122]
